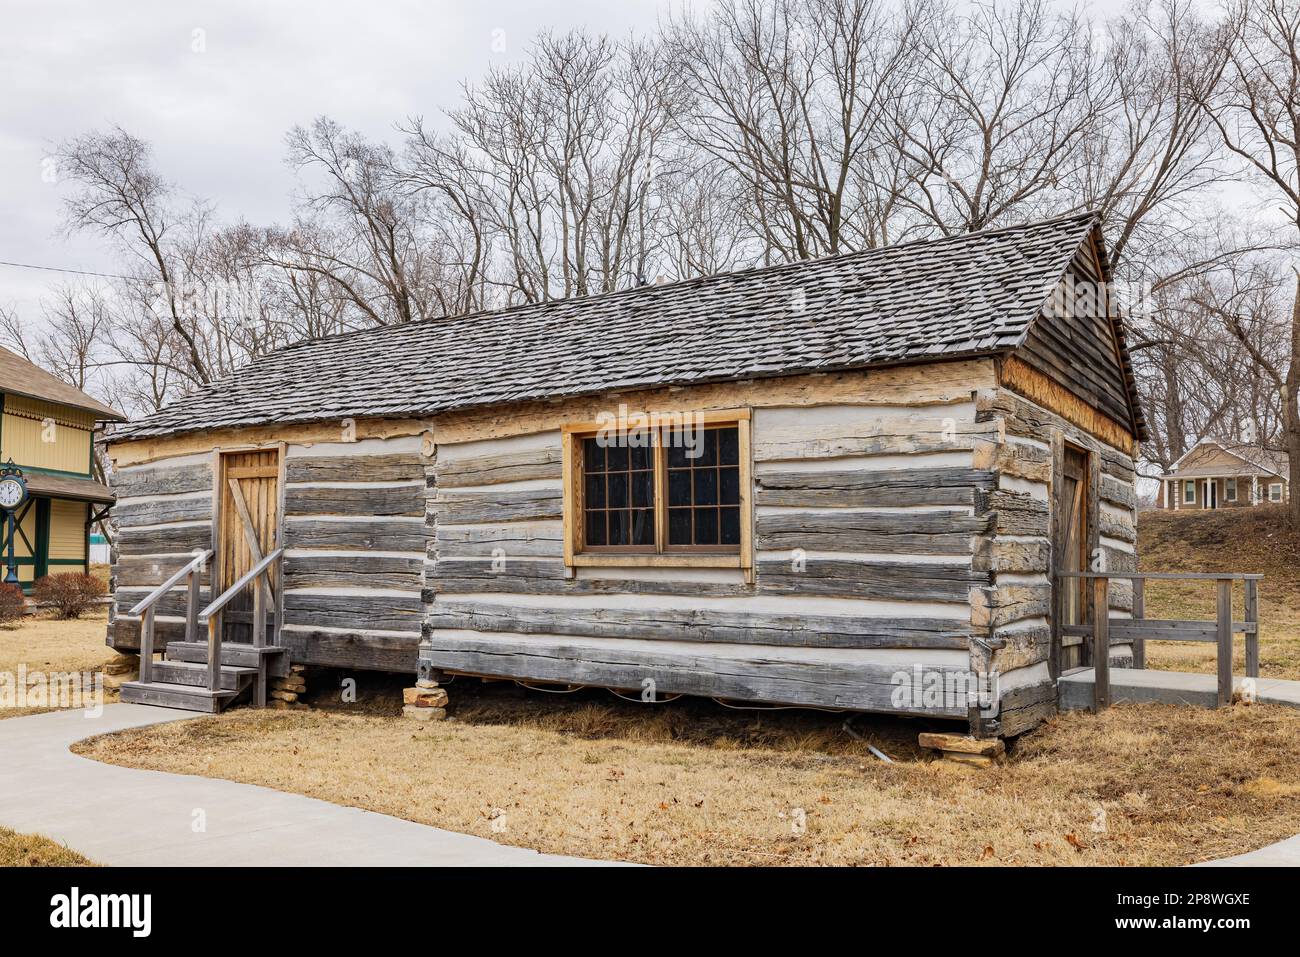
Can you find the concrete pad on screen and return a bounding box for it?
[0,704,623,867]
[1059,668,1300,711]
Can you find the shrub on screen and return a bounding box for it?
[0,584,25,626]
[32,573,105,620]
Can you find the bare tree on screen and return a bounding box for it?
[54,127,212,384]
[1197,0,1300,521]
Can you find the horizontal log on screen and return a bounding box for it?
[995,443,1051,484]
[989,490,1049,537]
[283,555,424,591]
[995,681,1057,737]
[116,523,212,556]
[429,566,752,598]
[434,523,565,558]
[435,487,563,525]
[983,538,1050,573]
[283,518,429,551]
[757,559,984,601]
[284,592,423,634]
[114,555,212,589]
[1099,474,1137,510]
[756,511,988,555]
[420,632,971,715]
[436,446,563,488]
[1100,510,1136,543]
[286,453,426,484]
[429,600,972,650]
[114,495,212,526]
[109,616,188,651]
[284,483,424,517]
[755,421,997,462]
[755,468,993,508]
[277,627,419,672]
[111,463,212,498]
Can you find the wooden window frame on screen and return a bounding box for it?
[1224,480,1237,503]
[1183,480,1195,504]
[1269,482,1283,503]
[561,409,753,576]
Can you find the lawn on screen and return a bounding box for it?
[1139,506,1300,680]
[0,827,96,866]
[74,679,1300,866]
[0,610,117,719]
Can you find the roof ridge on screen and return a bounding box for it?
[266,208,1103,361]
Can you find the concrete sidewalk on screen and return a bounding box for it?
[0,704,618,866]
[1060,668,1300,711]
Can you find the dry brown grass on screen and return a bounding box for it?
[74,678,1300,866]
[0,826,96,866]
[0,610,116,719]
[1138,506,1300,680]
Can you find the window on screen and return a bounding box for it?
[1270,483,1283,503]
[1183,480,1195,504]
[562,410,752,572]
[1225,481,1237,503]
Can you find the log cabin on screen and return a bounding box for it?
[0,346,122,592]
[105,210,1146,736]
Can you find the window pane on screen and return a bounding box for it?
[629,444,652,471]
[694,508,718,544]
[585,511,606,546]
[631,469,654,508]
[668,470,690,506]
[583,439,604,472]
[630,509,655,546]
[606,444,628,471]
[720,507,740,545]
[584,473,606,508]
[607,472,628,509]
[667,443,688,469]
[719,428,739,465]
[694,468,717,505]
[609,510,630,545]
[694,430,717,466]
[669,508,692,545]
[720,468,740,505]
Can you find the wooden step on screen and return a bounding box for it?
[120,680,239,713]
[165,641,292,677]
[152,659,258,691]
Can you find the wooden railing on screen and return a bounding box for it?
[128,549,214,685]
[1056,571,1261,710]
[197,547,283,694]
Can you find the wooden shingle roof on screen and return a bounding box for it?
[116,210,1140,440]
[0,346,125,421]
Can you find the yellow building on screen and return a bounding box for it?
[0,346,124,592]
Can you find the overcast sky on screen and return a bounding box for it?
[0,0,1175,336]
[0,0,673,330]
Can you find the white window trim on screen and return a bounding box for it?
[1225,480,1237,502]
[1269,482,1284,503]
[1183,480,1195,504]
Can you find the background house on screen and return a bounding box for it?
[0,346,123,591]
[1157,441,1287,510]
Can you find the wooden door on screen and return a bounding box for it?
[216,448,281,643]
[1054,445,1090,673]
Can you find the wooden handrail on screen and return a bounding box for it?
[197,546,282,693]
[128,550,213,616]
[198,547,284,624]
[1058,571,1261,712]
[128,549,213,685]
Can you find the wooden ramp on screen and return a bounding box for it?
[1060,668,1300,711]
